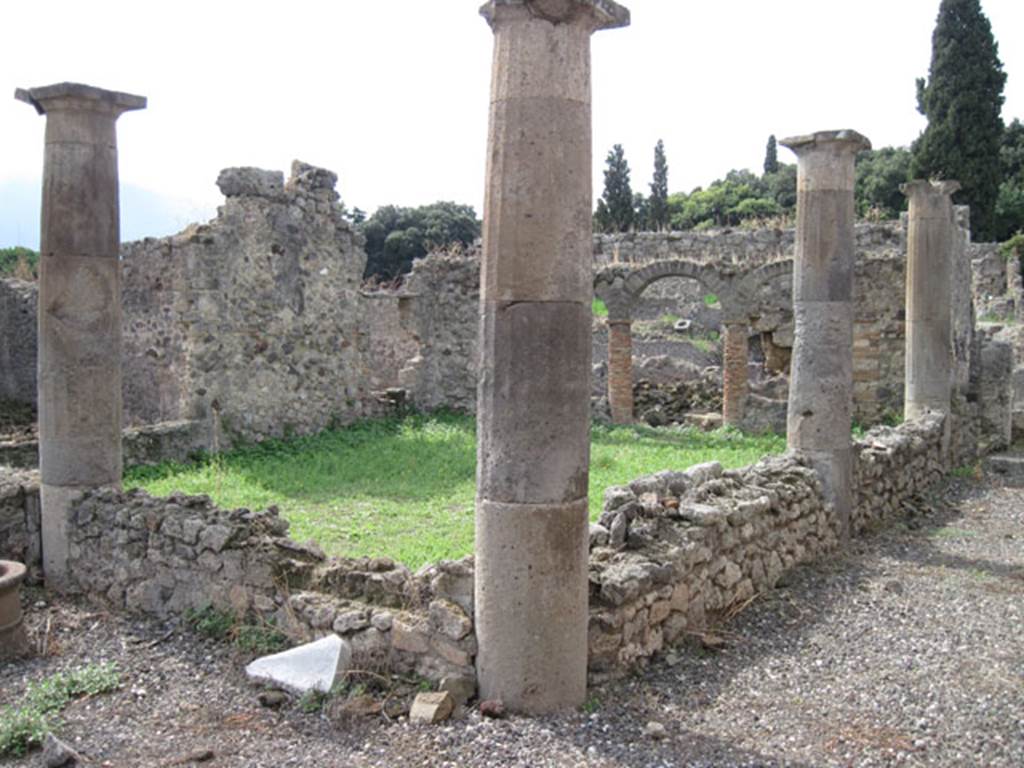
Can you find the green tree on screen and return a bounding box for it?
[912,0,1006,240]
[648,139,669,231]
[763,135,779,175]
[0,247,38,279]
[361,202,479,280]
[596,144,634,233]
[855,147,913,219]
[995,119,1024,240]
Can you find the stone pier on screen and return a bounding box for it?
[16,83,146,589]
[721,320,749,427]
[902,180,959,420]
[476,0,629,713]
[608,319,634,424]
[781,130,870,541]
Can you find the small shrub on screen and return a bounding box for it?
[187,606,289,654]
[703,293,719,307]
[592,298,609,317]
[0,664,120,758]
[235,621,288,655]
[185,605,235,641]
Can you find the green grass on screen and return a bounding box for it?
[184,605,289,654]
[0,664,120,758]
[703,293,719,307]
[592,298,609,317]
[127,413,784,569]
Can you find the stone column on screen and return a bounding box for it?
[16,83,146,589]
[476,0,629,714]
[902,180,959,421]
[721,320,749,427]
[608,319,634,424]
[781,130,870,541]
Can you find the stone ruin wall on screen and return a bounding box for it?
[0,412,951,687]
[0,278,37,408]
[121,163,372,446]
[3,191,1011,451]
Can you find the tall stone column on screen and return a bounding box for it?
[608,319,634,424]
[721,320,749,427]
[781,130,870,541]
[16,83,146,589]
[476,0,629,713]
[902,180,959,420]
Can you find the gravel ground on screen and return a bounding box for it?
[2,475,1021,767]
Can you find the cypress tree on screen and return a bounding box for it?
[648,139,669,231]
[763,135,779,175]
[598,144,634,233]
[912,0,1006,239]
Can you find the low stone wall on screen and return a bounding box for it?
[6,413,944,690]
[0,279,37,406]
[584,413,948,678]
[0,468,40,578]
[851,416,948,535]
[0,420,209,470]
[62,488,476,685]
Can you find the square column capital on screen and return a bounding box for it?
[16,82,146,117]
[481,0,630,31]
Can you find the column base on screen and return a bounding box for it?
[40,484,87,593]
[475,497,589,713]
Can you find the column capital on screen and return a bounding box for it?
[782,129,870,192]
[15,82,146,117]
[900,179,960,199]
[780,129,871,156]
[481,0,630,31]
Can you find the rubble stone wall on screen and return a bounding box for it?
[61,487,476,686]
[0,467,40,577]
[121,163,370,446]
[0,279,37,406]
[5,413,946,688]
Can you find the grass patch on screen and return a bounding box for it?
[592,298,608,317]
[127,413,784,569]
[184,605,288,655]
[0,663,120,758]
[703,293,719,307]
[691,330,720,353]
[930,526,977,540]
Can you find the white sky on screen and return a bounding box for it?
[2,0,1023,239]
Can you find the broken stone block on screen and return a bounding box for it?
[245,634,351,695]
[439,673,477,707]
[409,691,454,724]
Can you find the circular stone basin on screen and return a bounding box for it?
[0,560,29,658]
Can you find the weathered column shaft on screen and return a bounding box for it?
[476,0,629,714]
[781,130,870,541]
[16,83,145,589]
[721,321,749,427]
[608,320,634,424]
[902,180,959,420]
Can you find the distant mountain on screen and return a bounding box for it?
[0,179,216,249]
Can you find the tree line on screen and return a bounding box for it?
[595,0,1022,243]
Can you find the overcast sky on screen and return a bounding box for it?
[2,0,1023,248]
